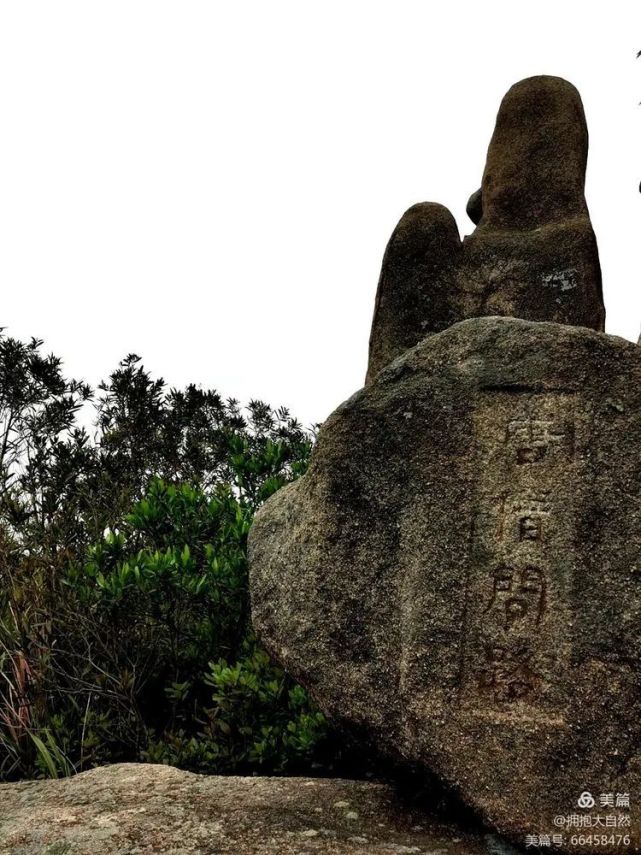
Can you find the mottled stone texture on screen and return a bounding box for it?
[250,317,641,854]
[366,76,605,383]
[0,763,491,854]
[367,203,462,384]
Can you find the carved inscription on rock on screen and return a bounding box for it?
[463,392,582,717]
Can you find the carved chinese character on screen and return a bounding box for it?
[507,416,567,464]
[485,564,546,629]
[479,641,540,702]
[519,515,542,541]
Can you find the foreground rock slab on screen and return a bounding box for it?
[0,763,495,855]
[250,317,641,854]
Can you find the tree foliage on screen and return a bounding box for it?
[0,331,333,780]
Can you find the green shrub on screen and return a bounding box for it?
[3,476,334,779]
[143,644,327,773]
[0,334,335,779]
[55,477,331,776]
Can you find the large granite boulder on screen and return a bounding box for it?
[249,317,641,853]
[366,76,605,383]
[249,74,635,853]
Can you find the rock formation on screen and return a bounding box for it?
[249,77,640,854]
[0,762,492,854]
[367,75,605,383]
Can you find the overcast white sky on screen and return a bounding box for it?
[1,3,640,425]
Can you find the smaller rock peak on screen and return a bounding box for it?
[365,74,604,383]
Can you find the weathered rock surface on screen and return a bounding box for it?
[367,202,463,384]
[466,189,483,226]
[0,762,496,854]
[366,76,605,383]
[250,316,641,853]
